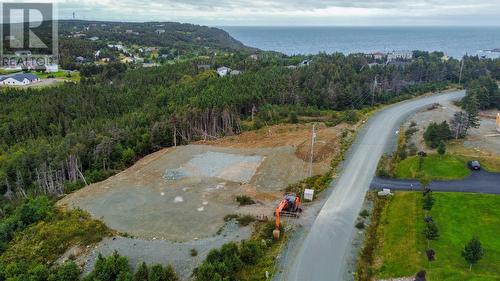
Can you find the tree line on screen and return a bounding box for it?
[1,52,499,201]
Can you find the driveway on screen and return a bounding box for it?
[278,90,465,281]
[371,170,500,194]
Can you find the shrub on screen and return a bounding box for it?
[223,214,239,222]
[235,195,256,206]
[190,248,198,257]
[134,262,148,281]
[237,215,255,226]
[239,241,264,265]
[49,262,81,281]
[355,221,365,229]
[424,121,452,148]
[359,209,370,218]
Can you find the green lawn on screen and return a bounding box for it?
[395,154,471,180]
[374,192,500,281]
[37,70,80,82]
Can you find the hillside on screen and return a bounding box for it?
[58,20,254,59]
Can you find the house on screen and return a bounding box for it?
[230,70,242,76]
[372,52,385,60]
[249,54,259,60]
[75,56,85,63]
[387,50,413,62]
[0,73,40,86]
[88,36,99,41]
[217,66,231,77]
[155,29,165,34]
[197,64,211,71]
[299,60,311,67]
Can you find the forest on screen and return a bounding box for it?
[0,50,499,280]
[1,52,499,201]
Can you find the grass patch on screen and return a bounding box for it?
[0,208,110,265]
[236,195,256,206]
[395,154,470,180]
[370,192,500,281]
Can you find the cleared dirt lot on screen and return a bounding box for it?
[405,100,500,155]
[58,123,345,241]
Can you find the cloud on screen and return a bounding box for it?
[55,0,500,26]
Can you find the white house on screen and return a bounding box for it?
[217,66,231,77]
[0,73,41,86]
[387,50,413,62]
[372,52,385,60]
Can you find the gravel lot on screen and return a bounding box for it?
[82,221,252,280]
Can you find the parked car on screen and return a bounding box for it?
[468,160,481,171]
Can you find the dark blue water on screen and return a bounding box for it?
[222,26,500,58]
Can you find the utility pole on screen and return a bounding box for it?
[459,57,465,86]
[308,124,316,177]
[371,75,378,106]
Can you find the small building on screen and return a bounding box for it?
[88,36,99,41]
[230,70,242,76]
[75,56,85,63]
[155,29,165,34]
[0,73,40,86]
[125,30,134,34]
[299,60,311,67]
[197,64,211,71]
[217,66,231,77]
[249,54,259,60]
[372,52,385,60]
[387,50,413,62]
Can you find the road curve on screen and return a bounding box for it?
[284,90,466,281]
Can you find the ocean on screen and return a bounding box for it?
[222,26,500,58]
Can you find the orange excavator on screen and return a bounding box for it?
[273,193,302,239]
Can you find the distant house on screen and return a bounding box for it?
[230,70,242,76]
[88,36,99,41]
[75,56,85,63]
[197,64,211,71]
[387,50,413,62]
[155,29,165,34]
[217,66,231,77]
[299,60,311,67]
[0,73,40,86]
[372,52,385,60]
[249,54,259,60]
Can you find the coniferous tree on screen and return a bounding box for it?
[462,236,484,271]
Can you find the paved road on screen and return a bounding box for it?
[283,90,465,281]
[371,170,500,194]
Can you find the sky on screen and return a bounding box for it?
[6,0,500,26]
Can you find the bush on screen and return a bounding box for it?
[424,121,452,148]
[236,215,255,226]
[235,195,256,206]
[239,241,264,265]
[359,209,370,218]
[288,111,299,124]
[355,221,365,229]
[190,248,198,257]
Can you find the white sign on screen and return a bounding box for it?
[304,189,314,201]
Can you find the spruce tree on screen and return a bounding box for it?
[462,236,484,271]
